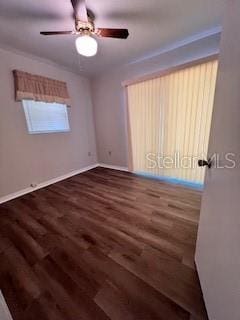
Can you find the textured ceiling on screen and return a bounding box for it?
[0,0,225,77]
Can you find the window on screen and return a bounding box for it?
[22,100,70,134]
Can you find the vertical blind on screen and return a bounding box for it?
[127,59,218,184]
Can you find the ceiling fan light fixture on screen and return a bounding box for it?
[75,35,98,57]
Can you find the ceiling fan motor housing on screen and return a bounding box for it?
[75,20,94,34]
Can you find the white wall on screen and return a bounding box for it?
[0,47,97,198]
[92,33,221,167]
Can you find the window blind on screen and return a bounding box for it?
[127,59,218,184]
[23,100,70,134]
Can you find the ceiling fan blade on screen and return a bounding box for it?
[94,28,129,39]
[40,31,76,35]
[70,0,88,22]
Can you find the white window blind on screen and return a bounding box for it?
[22,100,70,134]
[127,59,218,185]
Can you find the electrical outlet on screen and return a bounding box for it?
[88,151,92,157]
[108,151,112,156]
[30,183,38,188]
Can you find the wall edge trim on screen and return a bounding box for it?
[98,163,129,172]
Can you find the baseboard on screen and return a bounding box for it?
[98,163,129,172]
[0,163,98,204]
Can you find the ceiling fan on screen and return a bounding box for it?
[40,0,129,57]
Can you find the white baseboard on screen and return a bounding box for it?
[98,163,129,172]
[0,163,98,204]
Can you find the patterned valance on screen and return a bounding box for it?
[13,70,71,106]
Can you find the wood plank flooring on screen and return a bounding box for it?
[0,167,207,320]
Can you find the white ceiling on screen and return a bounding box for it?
[0,0,225,77]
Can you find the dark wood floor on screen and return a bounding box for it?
[0,167,207,320]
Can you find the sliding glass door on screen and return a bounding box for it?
[127,59,218,185]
